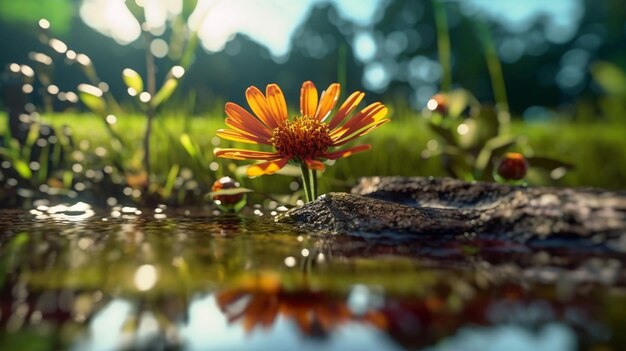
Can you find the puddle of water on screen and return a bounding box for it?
[0,207,624,351]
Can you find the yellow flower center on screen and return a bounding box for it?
[270,115,333,161]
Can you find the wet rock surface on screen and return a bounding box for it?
[281,177,626,240]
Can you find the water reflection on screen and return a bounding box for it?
[29,201,95,221]
[424,323,576,351]
[0,209,625,350]
[215,274,385,335]
[184,293,397,351]
[134,264,158,291]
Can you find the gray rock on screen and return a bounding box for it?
[279,177,626,239]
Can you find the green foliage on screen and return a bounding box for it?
[77,84,107,116]
[591,62,626,97]
[181,0,199,18]
[0,149,32,180]
[0,0,74,34]
[122,68,144,94]
[421,90,571,183]
[1,110,625,208]
[152,78,178,108]
[590,61,626,124]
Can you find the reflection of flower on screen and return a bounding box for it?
[214,81,389,176]
[216,274,386,335]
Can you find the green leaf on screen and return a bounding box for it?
[472,105,499,140]
[591,61,626,97]
[182,0,199,18]
[428,121,457,147]
[179,133,197,158]
[152,78,178,108]
[475,135,519,173]
[447,89,478,118]
[0,149,32,180]
[207,187,253,197]
[63,170,73,188]
[122,68,144,93]
[78,84,107,116]
[525,156,575,171]
[162,164,180,199]
[22,123,41,159]
[125,0,145,24]
[276,164,302,177]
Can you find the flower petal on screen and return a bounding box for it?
[247,157,290,177]
[332,119,390,146]
[322,144,371,160]
[315,83,340,121]
[216,129,271,145]
[225,118,261,140]
[214,148,281,160]
[300,81,318,118]
[331,103,387,140]
[305,158,325,171]
[225,102,272,139]
[328,91,365,130]
[246,86,279,129]
[265,84,288,125]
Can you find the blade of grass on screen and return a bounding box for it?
[434,0,452,92]
[475,20,510,134]
[162,164,180,199]
[38,144,49,184]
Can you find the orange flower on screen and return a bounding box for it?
[214,81,389,177]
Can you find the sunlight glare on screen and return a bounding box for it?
[38,18,50,30]
[80,0,142,45]
[171,65,185,78]
[188,0,388,58]
[79,0,387,57]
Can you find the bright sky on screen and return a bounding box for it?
[80,0,388,57]
[462,0,584,43]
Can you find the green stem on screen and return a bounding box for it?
[337,42,347,101]
[300,164,311,203]
[300,164,318,203]
[434,0,452,93]
[143,31,156,186]
[476,20,510,134]
[310,168,318,201]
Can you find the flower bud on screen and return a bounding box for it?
[211,177,243,205]
[497,152,529,181]
[426,93,448,115]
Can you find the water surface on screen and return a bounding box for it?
[1,205,624,351]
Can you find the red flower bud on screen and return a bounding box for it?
[497,152,529,180]
[211,177,243,205]
[426,93,448,115]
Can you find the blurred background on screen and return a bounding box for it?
[1,0,625,208]
[2,0,625,113]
